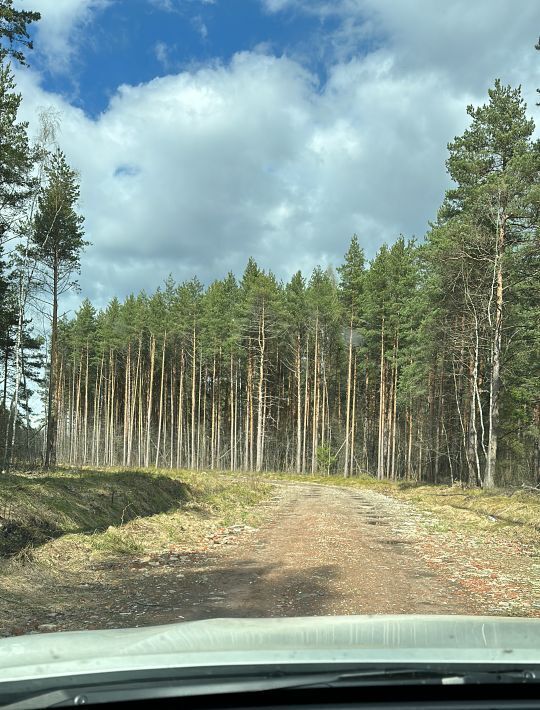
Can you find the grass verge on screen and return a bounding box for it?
[0,468,272,630]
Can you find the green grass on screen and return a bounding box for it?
[0,467,271,558]
[0,468,273,630]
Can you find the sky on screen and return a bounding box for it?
[10,0,540,313]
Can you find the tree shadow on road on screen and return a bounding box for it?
[13,555,340,634]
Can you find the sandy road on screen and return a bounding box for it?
[8,483,480,636]
[84,483,476,629]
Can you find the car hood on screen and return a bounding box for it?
[0,615,539,683]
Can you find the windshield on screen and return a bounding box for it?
[0,0,539,655]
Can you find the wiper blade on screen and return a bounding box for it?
[2,668,539,708]
[285,668,540,688]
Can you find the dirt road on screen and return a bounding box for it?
[158,482,476,620]
[23,482,481,635]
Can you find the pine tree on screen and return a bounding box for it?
[30,149,87,468]
[0,0,40,65]
[337,235,365,476]
[440,80,540,487]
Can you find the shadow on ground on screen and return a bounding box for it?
[6,554,339,635]
[0,469,192,557]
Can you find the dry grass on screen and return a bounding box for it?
[0,467,272,628]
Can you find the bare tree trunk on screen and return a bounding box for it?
[302,336,309,473]
[216,353,222,469]
[363,355,369,471]
[311,315,319,474]
[45,258,59,468]
[211,355,216,469]
[123,342,131,466]
[485,215,505,489]
[295,334,302,473]
[176,349,184,469]
[256,305,266,472]
[407,405,413,479]
[73,355,82,463]
[83,343,89,463]
[390,336,398,480]
[96,355,105,466]
[377,317,385,479]
[196,355,202,469]
[127,337,141,467]
[468,320,482,486]
[230,352,235,471]
[155,333,166,468]
[350,354,357,476]
[169,364,175,468]
[344,317,353,477]
[145,334,156,468]
[190,328,196,470]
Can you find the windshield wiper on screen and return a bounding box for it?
[285,667,540,688]
[2,667,539,709]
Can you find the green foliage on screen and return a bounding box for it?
[0,62,35,236]
[337,233,365,320]
[0,0,40,65]
[30,149,87,283]
[316,444,336,473]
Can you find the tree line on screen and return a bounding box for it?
[0,1,539,486]
[0,1,86,468]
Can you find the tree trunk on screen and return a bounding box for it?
[256,304,266,472]
[155,333,166,468]
[485,216,505,489]
[295,334,302,473]
[45,257,59,468]
[145,334,156,468]
[344,317,353,477]
[190,328,197,470]
[377,317,385,479]
[350,354,358,476]
[311,315,319,474]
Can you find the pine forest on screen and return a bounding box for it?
[1,14,539,489]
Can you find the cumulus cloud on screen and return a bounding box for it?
[15,0,110,72]
[12,0,540,313]
[149,0,216,11]
[262,0,540,96]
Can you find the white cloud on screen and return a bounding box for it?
[12,0,540,312]
[192,15,208,40]
[15,0,110,72]
[154,41,170,67]
[148,0,175,10]
[262,0,540,95]
[149,0,216,11]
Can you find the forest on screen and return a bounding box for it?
[1,3,539,488]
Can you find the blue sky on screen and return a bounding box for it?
[11,0,540,313]
[30,0,349,117]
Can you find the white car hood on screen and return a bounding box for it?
[0,615,539,683]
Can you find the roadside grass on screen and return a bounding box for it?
[0,468,272,627]
[0,467,194,556]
